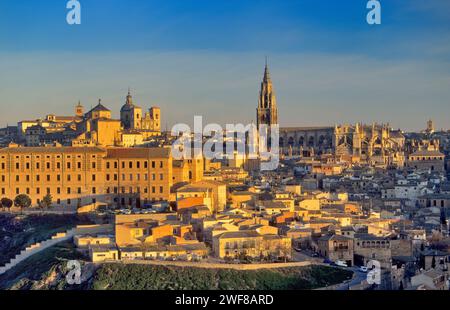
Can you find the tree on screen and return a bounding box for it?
[41,194,53,209]
[14,194,31,211]
[1,198,13,211]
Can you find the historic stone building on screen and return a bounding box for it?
[120,90,161,133]
[0,145,203,208]
[256,62,278,130]
[333,123,405,166]
[279,127,334,156]
[256,64,405,165]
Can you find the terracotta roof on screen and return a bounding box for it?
[218,231,261,239]
[106,147,171,159]
[0,146,105,154]
[410,150,444,157]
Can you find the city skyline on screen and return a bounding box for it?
[1,0,450,131]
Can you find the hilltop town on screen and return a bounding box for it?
[1,64,450,290]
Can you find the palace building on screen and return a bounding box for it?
[0,145,203,208]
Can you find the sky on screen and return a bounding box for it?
[0,0,449,131]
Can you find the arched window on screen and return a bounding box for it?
[288,137,294,147]
[299,136,305,146]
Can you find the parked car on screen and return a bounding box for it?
[323,258,333,265]
[359,266,368,273]
[335,260,348,267]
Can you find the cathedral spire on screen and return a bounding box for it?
[264,57,271,82]
[257,60,278,129]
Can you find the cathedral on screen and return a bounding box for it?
[256,62,406,167]
[120,89,161,132]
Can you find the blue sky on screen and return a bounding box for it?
[0,0,449,131]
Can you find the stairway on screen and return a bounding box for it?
[0,228,77,275]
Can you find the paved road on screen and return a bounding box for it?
[335,267,368,290]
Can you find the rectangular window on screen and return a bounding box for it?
[152,161,156,169]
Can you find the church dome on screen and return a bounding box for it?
[120,89,141,112]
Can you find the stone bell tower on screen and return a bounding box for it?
[257,59,278,130]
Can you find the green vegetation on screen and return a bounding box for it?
[0,214,80,265]
[91,264,353,290]
[1,198,13,211]
[0,242,88,290]
[41,194,53,209]
[0,240,352,290]
[14,194,32,210]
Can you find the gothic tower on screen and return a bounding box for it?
[257,60,278,130]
